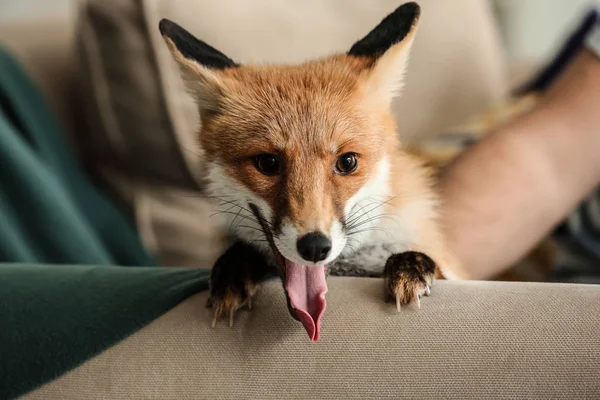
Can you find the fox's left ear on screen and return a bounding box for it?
[349,2,421,106]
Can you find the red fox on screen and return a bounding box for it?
[159,2,460,342]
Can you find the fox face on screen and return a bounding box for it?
[161,3,431,340]
[201,60,396,267]
[161,3,418,260]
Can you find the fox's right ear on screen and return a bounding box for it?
[348,2,421,107]
[159,19,238,112]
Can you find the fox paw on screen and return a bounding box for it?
[207,276,256,328]
[206,241,273,328]
[383,251,436,311]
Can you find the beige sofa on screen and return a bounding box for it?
[3,1,600,398]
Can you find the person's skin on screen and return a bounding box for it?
[439,49,600,280]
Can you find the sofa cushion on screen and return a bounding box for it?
[98,167,227,268]
[24,278,600,399]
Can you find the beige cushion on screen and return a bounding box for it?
[25,278,600,399]
[100,167,227,267]
[0,15,78,141]
[76,0,508,267]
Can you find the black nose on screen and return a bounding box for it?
[297,232,332,263]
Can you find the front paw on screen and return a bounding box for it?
[207,242,271,328]
[207,267,257,328]
[384,251,436,311]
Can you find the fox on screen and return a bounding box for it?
[159,2,461,342]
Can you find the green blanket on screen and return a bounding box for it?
[0,48,210,398]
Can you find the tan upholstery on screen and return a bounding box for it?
[25,278,600,399]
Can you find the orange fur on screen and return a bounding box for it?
[198,56,388,236]
[162,3,462,279]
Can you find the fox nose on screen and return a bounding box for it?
[297,232,332,263]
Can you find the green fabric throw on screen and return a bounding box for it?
[0,265,210,399]
[0,48,210,398]
[0,48,153,266]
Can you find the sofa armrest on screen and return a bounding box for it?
[26,278,600,399]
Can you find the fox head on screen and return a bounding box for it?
[160,2,421,340]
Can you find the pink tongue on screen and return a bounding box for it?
[284,260,328,342]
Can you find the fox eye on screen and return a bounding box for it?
[335,153,358,175]
[254,154,281,175]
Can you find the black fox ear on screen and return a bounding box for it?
[159,19,238,111]
[349,2,421,105]
[348,2,420,60]
[159,19,238,70]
